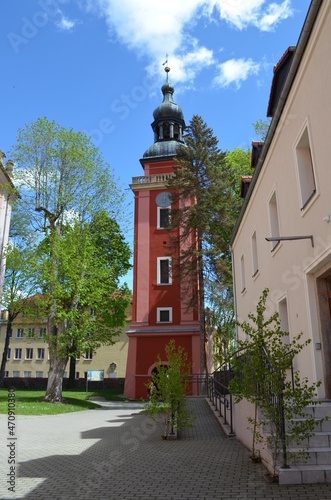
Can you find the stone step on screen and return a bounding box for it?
[285,417,331,433]
[288,432,331,449]
[292,403,331,419]
[278,464,331,485]
[285,446,331,465]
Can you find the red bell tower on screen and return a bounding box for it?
[124,68,200,399]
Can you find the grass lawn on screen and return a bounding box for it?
[0,388,132,416]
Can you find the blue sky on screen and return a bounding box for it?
[1,0,311,288]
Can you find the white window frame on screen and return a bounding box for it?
[37,348,45,360]
[39,328,46,338]
[36,371,43,378]
[157,307,173,323]
[6,348,10,360]
[157,205,171,229]
[268,189,281,252]
[26,348,33,360]
[14,348,22,360]
[13,371,20,378]
[251,230,259,277]
[240,255,246,293]
[27,328,35,338]
[16,328,23,338]
[157,257,172,285]
[85,350,93,360]
[278,295,290,345]
[294,121,317,212]
[24,371,31,378]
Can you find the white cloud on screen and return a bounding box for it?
[259,1,293,31]
[213,58,260,89]
[82,0,292,86]
[211,0,265,30]
[56,15,81,32]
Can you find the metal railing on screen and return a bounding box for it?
[206,345,294,469]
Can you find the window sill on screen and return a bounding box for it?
[300,191,319,216]
[252,270,260,281]
[271,241,282,256]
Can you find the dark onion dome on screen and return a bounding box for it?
[143,139,182,159]
[142,67,185,161]
[152,82,184,123]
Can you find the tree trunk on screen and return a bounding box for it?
[0,313,15,387]
[44,354,67,402]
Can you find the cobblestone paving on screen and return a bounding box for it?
[1,398,331,499]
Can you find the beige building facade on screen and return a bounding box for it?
[230,0,331,447]
[0,306,131,380]
[0,153,15,308]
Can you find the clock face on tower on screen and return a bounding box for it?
[155,191,172,208]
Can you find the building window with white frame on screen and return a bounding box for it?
[85,350,93,360]
[6,348,10,360]
[251,231,259,277]
[14,348,22,360]
[13,371,20,378]
[278,296,290,345]
[240,255,246,293]
[157,307,173,323]
[157,257,172,284]
[39,328,46,338]
[27,328,35,338]
[4,371,8,378]
[24,371,31,378]
[37,348,45,360]
[26,348,33,360]
[36,371,43,378]
[16,328,23,338]
[157,206,171,229]
[268,191,280,251]
[295,126,316,210]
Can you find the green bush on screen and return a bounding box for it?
[144,340,193,438]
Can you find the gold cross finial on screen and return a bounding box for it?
[162,54,170,82]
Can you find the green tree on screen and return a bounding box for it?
[230,289,323,476]
[10,117,131,402]
[167,115,234,377]
[253,118,271,141]
[145,340,193,438]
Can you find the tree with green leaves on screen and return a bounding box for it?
[144,339,193,438]
[167,116,252,377]
[167,115,234,377]
[229,289,324,477]
[253,118,271,141]
[10,117,131,402]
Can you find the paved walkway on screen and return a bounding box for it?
[1,397,331,499]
